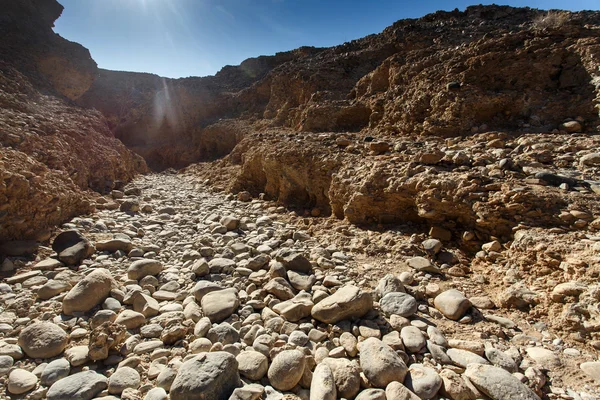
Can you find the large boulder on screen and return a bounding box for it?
[201,288,239,322]
[433,290,471,320]
[127,259,163,280]
[464,364,540,400]
[52,230,94,265]
[62,268,115,315]
[18,321,68,358]
[311,285,373,323]
[170,352,241,400]
[359,337,408,388]
[268,349,306,391]
[46,370,108,400]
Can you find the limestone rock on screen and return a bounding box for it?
[8,369,38,394]
[201,288,239,322]
[62,268,115,315]
[311,285,373,323]
[434,290,471,320]
[128,259,163,280]
[268,349,306,391]
[379,292,417,317]
[18,321,68,359]
[359,337,408,388]
[170,352,241,400]
[464,364,540,400]
[46,370,108,400]
[310,363,337,400]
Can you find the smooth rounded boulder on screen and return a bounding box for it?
[311,285,373,324]
[108,366,141,394]
[62,268,115,315]
[464,364,540,400]
[404,364,442,399]
[236,351,269,381]
[201,288,239,322]
[359,337,408,388]
[8,369,38,394]
[128,259,163,280]
[46,370,108,400]
[268,349,306,391]
[379,292,417,317]
[170,352,241,400]
[433,289,471,320]
[310,363,337,400]
[18,321,68,358]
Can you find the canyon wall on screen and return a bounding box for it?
[0,0,147,242]
[79,6,600,171]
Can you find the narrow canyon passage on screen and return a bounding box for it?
[1,172,598,399]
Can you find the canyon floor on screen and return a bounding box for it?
[1,172,599,400]
[2,2,600,400]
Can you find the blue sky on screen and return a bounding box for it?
[54,0,598,79]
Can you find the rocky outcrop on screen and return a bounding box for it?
[192,125,600,244]
[0,0,147,242]
[0,0,97,100]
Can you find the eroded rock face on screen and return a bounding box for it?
[1,0,96,100]
[0,0,147,242]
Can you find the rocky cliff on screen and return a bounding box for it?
[0,0,147,242]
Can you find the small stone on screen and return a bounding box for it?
[407,257,439,273]
[321,357,361,399]
[404,364,442,400]
[311,285,373,324]
[201,288,239,322]
[311,363,337,400]
[525,347,561,369]
[41,358,70,387]
[62,268,115,315]
[422,239,442,255]
[170,352,241,400]
[560,120,582,133]
[580,361,600,383]
[236,351,269,381]
[65,346,90,366]
[385,381,421,400]
[400,326,426,353]
[446,348,489,368]
[115,310,146,329]
[128,259,163,280]
[376,274,405,300]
